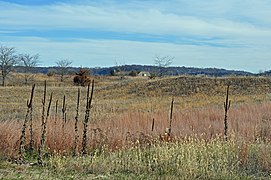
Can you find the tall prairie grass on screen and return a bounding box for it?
[1,75,271,178]
[1,101,271,157]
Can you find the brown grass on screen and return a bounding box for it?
[2,74,271,158]
[2,74,271,178]
[1,101,271,158]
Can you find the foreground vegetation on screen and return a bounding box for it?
[1,139,271,179]
[1,73,271,179]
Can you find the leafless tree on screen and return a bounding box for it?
[154,55,175,76]
[0,45,18,86]
[56,59,72,82]
[154,55,174,67]
[19,53,40,85]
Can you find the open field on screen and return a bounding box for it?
[1,73,271,179]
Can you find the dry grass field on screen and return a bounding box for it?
[1,73,271,179]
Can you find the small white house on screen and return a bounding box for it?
[138,71,151,77]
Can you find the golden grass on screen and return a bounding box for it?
[1,100,271,157]
[1,73,271,157]
[2,74,271,178]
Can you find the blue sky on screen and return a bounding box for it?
[1,0,271,72]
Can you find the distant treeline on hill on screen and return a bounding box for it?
[14,64,256,77]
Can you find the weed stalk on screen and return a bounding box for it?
[82,80,94,155]
[53,100,58,149]
[19,84,35,158]
[62,95,67,131]
[73,88,80,156]
[224,84,231,141]
[151,118,155,132]
[169,97,174,135]
[38,81,53,165]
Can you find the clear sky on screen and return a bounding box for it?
[1,0,271,72]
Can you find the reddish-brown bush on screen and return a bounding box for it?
[73,69,91,86]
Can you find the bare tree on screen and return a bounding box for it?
[56,59,72,82]
[154,55,175,76]
[0,45,18,86]
[154,55,174,67]
[19,53,40,85]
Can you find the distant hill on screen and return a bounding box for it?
[259,70,271,76]
[14,64,254,77]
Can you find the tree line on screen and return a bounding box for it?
[0,44,72,86]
